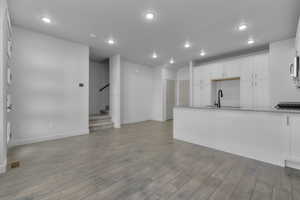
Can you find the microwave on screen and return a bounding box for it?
[290,56,299,79]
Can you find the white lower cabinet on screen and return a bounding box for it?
[289,115,300,165]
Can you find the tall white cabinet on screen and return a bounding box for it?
[193,52,270,108]
[296,17,300,54]
[240,53,270,108]
[193,64,212,106]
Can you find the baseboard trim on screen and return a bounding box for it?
[0,159,7,174]
[285,157,300,170]
[9,129,90,147]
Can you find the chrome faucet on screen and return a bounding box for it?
[216,89,223,108]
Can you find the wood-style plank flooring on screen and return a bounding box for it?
[1,121,300,200]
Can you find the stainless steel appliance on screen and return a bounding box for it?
[276,102,300,110]
[290,55,300,87]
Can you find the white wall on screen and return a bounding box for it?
[121,59,153,124]
[109,55,121,128]
[297,17,300,53]
[0,0,9,173]
[212,79,240,107]
[89,60,109,115]
[151,66,179,121]
[151,66,164,121]
[177,67,190,80]
[162,67,177,80]
[269,38,300,106]
[10,26,89,146]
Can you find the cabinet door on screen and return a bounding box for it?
[240,57,254,107]
[223,59,241,78]
[240,80,253,107]
[296,17,300,53]
[291,116,300,162]
[240,57,254,82]
[253,53,269,80]
[209,63,223,80]
[252,53,270,108]
[253,79,270,108]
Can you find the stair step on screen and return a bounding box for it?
[89,115,110,121]
[89,121,113,127]
[90,123,114,131]
[89,119,112,124]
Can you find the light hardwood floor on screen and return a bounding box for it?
[0,121,300,200]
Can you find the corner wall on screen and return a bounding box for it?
[121,59,154,124]
[0,0,8,173]
[10,26,89,146]
[109,55,121,128]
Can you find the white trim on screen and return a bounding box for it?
[0,159,7,174]
[189,61,193,106]
[9,129,90,147]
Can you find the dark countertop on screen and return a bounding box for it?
[175,105,300,114]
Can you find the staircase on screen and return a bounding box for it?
[89,115,113,132]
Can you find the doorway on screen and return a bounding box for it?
[177,80,190,106]
[89,59,110,116]
[165,80,176,120]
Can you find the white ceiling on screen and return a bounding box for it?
[9,0,300,67]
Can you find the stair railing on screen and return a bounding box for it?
[99,83,110,92]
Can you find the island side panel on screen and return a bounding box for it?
[174,107,289,167]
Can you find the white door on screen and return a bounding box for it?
[178,80,189,106]
[166,80,176,120]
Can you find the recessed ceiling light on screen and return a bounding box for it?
[200,50,206,57]
[238,23,248,31]
[41,17,51,24]
[247,38,255,45]
[107,38,116,45]
[184,41,191,48]
[144,11,156,21]
[90,33,96,38]
[152,52,158,59]
[169,58,175,64]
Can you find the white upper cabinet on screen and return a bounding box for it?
[296,17,300,54]
[222,59,241,78]
[209,63,223,80]
[192,52,270,108]
[193,65,212,106]
[253,53,269,80]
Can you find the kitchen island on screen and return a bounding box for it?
[174,106,300,169]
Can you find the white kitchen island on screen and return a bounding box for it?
[174,106,300,169]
